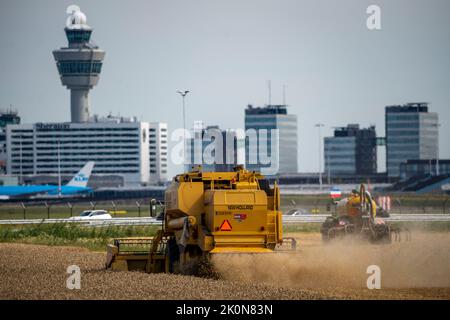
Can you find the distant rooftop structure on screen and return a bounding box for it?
[386,102,429,113]
[245,104,288,115]
[0,108,19,116]
[0,108,20,128]
[334,124,376,137]
[89,113,139,124]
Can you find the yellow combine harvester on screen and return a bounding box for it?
[106,166,295,274]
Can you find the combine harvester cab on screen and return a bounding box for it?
[106,166,295,274]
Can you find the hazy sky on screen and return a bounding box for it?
[1,0,449,177]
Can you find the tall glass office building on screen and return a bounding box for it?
[244,105,298,175]
[385,103,439,178]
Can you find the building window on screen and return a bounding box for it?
[57,61,103,74]
[66,30,92,43]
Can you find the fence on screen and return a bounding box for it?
[1,195,450,220]
[0,200,164,220]
[281,194,450,215]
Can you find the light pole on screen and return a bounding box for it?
[435,123,440,175]
[315,123,325,190]
[177,90,189,167]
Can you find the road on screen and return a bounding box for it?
[1,214,450,226]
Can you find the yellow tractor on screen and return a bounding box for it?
[106,166,295,274]
[320,184,410,243]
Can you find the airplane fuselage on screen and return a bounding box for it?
[0,185,92,198]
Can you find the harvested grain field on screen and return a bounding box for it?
[1,231,449,300]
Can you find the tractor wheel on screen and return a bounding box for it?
[321,218,336,243]
[370,224,392,244]
[321,230,331,242]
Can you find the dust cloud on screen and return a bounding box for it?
[212,232,450,289]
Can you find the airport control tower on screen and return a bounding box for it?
[53,5,105,123]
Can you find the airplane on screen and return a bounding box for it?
[0,161,95,200]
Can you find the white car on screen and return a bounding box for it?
[68,210,112,220]
[285,208,309,216]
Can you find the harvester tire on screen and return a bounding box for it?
[370,224,392,244]
[321,218,337,243]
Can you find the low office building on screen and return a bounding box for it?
[6,120,153,186]
[399,159,450,180]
